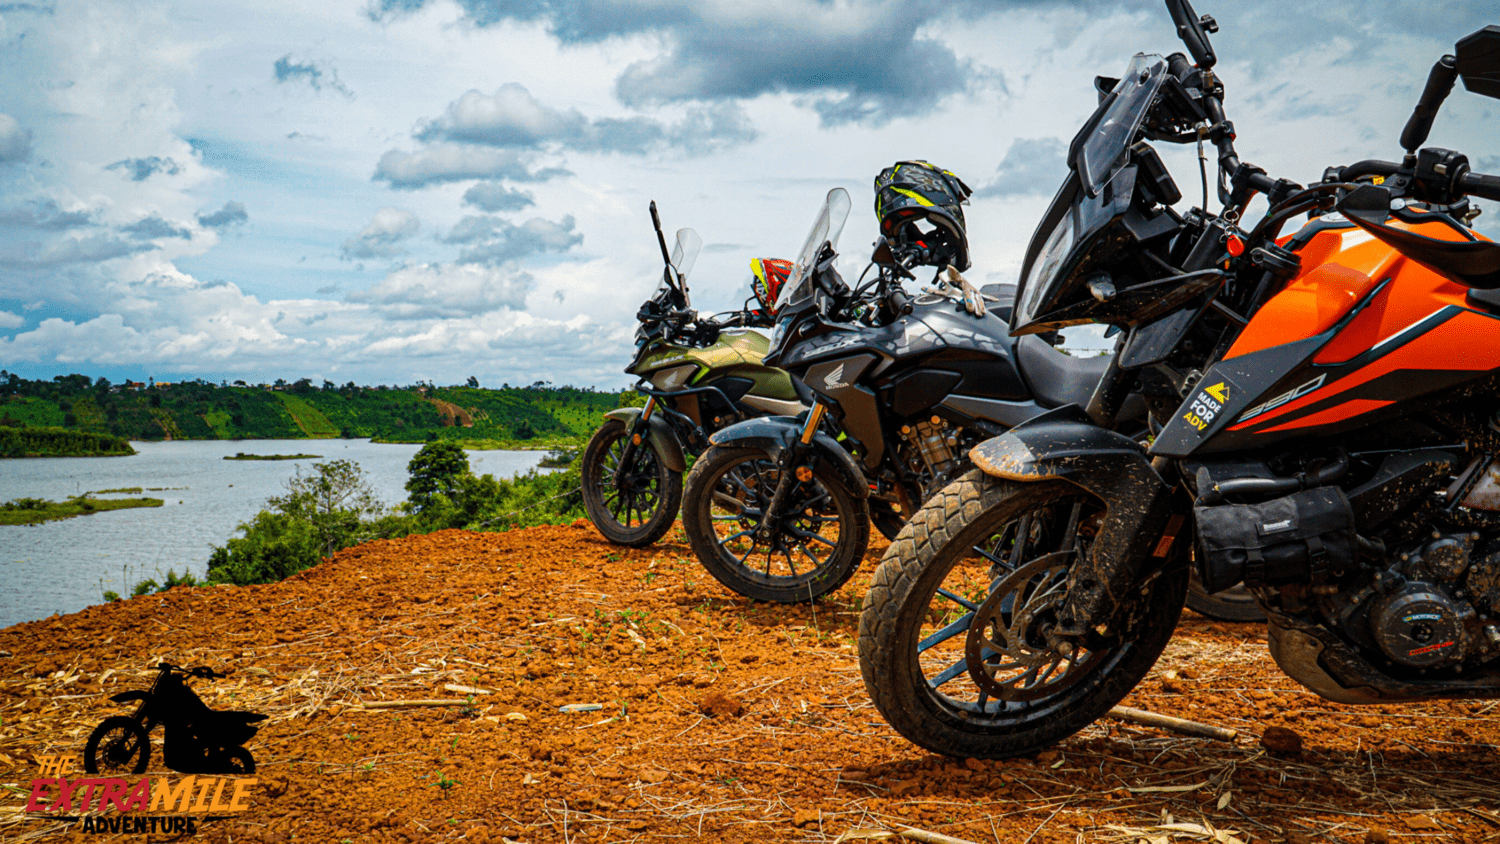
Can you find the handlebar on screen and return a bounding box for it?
[887,286,913,317]
[157,663,226,679]
[1460,170,1500,203]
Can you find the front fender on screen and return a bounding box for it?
[968,404,1184,634]
[708,416,869,500]
[604,408,686,473]
[110,691,148,704]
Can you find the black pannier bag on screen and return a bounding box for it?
[1194,486,1357,594]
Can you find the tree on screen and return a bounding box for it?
[466,375,479,388]
[405,441,470,512]
[270,460,385,555]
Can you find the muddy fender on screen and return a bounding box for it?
[604,408,686,473]
[708,416,869,500]
[968,404,1184,633]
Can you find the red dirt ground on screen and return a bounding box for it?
[2,523,1498,843]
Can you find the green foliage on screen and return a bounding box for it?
[405,441,470,512]
[0,494,162,525]
[0,425,135,458]
[205,459,386,585]
[1,374,622,447]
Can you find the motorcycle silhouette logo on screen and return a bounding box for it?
[83,664,266,775]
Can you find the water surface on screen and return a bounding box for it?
[0,440,546,628]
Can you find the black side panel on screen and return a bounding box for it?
[1120,296,1212,369]
[888,369,963,418]
[712,376,755,404]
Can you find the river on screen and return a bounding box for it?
[0,440,549,629]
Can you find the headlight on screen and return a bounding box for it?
[769,315,792,352]
[1016,212,1075,326]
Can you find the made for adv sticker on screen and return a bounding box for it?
[1182,379,1231,433]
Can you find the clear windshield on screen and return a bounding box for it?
[1073,54,1168,197]
[776,187,852,312]
[671,228,702,282]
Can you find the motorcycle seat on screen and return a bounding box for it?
[1015,334,1112,409]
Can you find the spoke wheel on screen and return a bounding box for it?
[84,716,150,775]
[682,445,869,603]
[859,471,1187,759]
[581,418,683,547]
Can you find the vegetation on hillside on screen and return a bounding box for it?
[1,371,631,448]
[0,424,135,458]
[108,441,584,599]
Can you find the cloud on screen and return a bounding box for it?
[272,55,353,97]
[975,137,1068,198]
[372,1,977,126]
[0,198,92,230]
[197,200,248,229]
[341,207,421,260]
[0,311,24,330]
[462,182,534,212]
[414,82,755,155]
[442,214,582,266]
[348,261,533,318]
[0,114,33,163]
[106,156,181,181]
[120,215,193,241]
[372,144,570,189]
[0,234,154,269]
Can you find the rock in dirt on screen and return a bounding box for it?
[1364,827,1392,844]
[1261,725,1303,756]
[792,808,821,828]
[698,690,745,718]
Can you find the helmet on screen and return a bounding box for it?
[874,160,973,271]
[750,257,793,316]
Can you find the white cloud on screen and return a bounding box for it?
[347,261,532,318]
[341,207,420,260]
[0,310,24,329]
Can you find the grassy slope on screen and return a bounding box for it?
[274,393,340,438]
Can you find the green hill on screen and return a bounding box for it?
[0,373,626,449]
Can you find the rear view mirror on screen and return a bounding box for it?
[871,237,897,265]
[1457,26,1500,99]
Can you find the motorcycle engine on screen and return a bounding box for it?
[1352,530,1500,669]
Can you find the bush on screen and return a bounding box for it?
[205,460,386,585]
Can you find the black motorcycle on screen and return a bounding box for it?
[84,663,265,774]
[681,187,1136,602]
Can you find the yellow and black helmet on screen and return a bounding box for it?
[873,160,973,271]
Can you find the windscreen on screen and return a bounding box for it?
[1073,54,1168,197]
[777,188,851,312]
[671,228,702,282]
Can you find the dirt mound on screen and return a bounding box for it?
[2,524,1497,842]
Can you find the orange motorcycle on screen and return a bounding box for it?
[860,0,1500,757]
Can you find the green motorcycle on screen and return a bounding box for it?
[581,203,804,546]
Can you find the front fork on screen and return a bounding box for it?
[755,402,827,541]
[613,396,657,486]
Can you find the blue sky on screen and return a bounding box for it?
[1,0,1496,388]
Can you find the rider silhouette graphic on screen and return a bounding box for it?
[84,664,266,775]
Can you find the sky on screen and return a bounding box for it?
[1,0,1497,389]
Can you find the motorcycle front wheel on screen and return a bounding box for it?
[859,471,1187,759]
[84,716,150,775]
[682,445,869,603]
[580,418,683,547]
